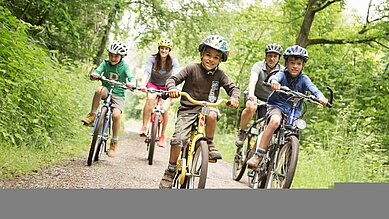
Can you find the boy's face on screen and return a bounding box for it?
[109,53,122,65]
[265,52,280,69]
[201,47,222,71]
[286,56,305,77]
[159,46,170,58]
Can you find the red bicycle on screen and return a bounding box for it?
[142,89,169,165]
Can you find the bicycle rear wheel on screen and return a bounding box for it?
[265,135,299,189]
[147,113,160,165]
[87,107,107,166]
[188,140,209,189]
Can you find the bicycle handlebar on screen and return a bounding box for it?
[132,87,170,100]
[91,75,128,89]
[179,91,230,107]
[263,82,333,108]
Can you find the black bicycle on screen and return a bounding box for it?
[249,82,333,189]
[86,76,128,166]
[232,100,267,187]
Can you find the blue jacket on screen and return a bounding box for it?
[267,69,324,117]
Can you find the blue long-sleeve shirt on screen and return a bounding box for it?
[267,69,324,117]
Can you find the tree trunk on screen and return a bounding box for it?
[296,0,317,47]
[94,8,117,65]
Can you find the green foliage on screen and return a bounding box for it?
[1,0,388,185]
[0,6,92,177]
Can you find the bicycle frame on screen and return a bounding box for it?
[174,92,229,189]
[261,83,333,188]
[177,104,208,186]
[145,91,165,144]
[87,76,127,166]
[142,89,169,165]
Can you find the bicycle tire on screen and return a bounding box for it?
[147,113,159,165]
[87,107,107,166]
[232,133,254,181]
[249,165,267,189]
[188,140,209,189]
[95,113,110,162]
[265,135,299,189]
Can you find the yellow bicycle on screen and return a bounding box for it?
[172,91,229,189]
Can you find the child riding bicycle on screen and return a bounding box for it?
[159,35,240,189]
[246,45,329,169]
[81,41,136,157]
[139,38,180,147]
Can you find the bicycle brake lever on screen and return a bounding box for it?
[161,92,170,100]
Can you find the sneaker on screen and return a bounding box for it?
[247,152,263,169]
[107,141,118,157]
[81,112,96,127]
[235,129,247,148]
[159,168,175,189]
[158,135,166,147]
[139,126,147,137]
[208,142,222,160]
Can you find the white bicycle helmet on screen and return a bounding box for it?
[198,35,230,62]
[107,41,128,56]
[283,45,309,62]
[265,43,283,55]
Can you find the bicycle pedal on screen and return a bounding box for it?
[247,170,254,177]
[208,159,217,163]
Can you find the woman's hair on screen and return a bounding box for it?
[152,52,173,73]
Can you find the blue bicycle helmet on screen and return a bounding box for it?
[283,45,309,62]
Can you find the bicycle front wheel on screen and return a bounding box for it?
[188,140,209,189]
[232,133,255,181]
[87,107,107,166]
[265,135,299,189]
[147,113,160,165]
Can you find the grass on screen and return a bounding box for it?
[215,132,389,188]
[0,137,90,180]
[2,117,387,187]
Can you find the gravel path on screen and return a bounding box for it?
[0,123,249,189]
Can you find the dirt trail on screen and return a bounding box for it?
[0,122,249,189]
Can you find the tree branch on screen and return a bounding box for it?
[307,36,388,47]
[313,0,341,13]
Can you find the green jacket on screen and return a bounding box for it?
[94,60,135,98]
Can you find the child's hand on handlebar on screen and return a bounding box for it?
[319,97,328,106]
[89,73,101,80]
[271,80,281,90]
[228,98,239,109]
[168,88,180,98]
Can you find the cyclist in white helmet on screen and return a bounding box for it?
[138,38,180,147]
[246,45,328,169]
[235,43,284,148]
[159,35,240,189]
[82,41,136,157]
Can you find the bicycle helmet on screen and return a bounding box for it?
[157,38,173,50]
[265,43,283,55]
[283,45,309,62]
[107,41,128,56]
[198,35,229,62]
